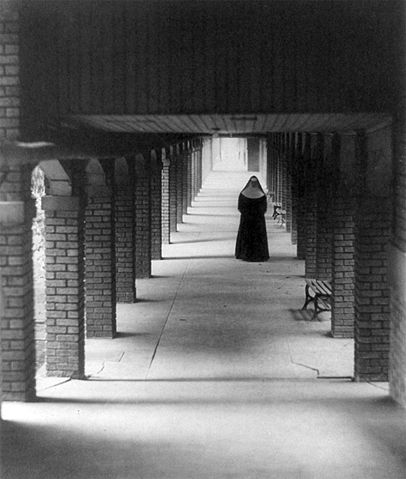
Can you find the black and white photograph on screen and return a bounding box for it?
[0,0,406,477]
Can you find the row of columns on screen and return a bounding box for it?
[267,128,392,383]
[0,139,203,401]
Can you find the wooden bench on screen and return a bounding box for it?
[271,205,286,226]
[302,279,332,320]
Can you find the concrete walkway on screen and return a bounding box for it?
[2,171,406,479]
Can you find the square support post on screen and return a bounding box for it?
[42,195,85,377]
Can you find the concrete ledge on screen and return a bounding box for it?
[42,196,79,211]
[389,243,406,305]
[0,201,24,223]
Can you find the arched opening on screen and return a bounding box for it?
[31,165,46,373]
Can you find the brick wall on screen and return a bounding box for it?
[85,187,116,337]
[42,196,85,377]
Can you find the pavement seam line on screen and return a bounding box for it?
[287,340,320,377]
[145,259,192,379]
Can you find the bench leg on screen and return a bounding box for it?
[302,285,314,310]
[312,296,319,321]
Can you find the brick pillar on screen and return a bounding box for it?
[134,156,151,278]
[85,185,116,337]
[281,135,288,219]
[150,152,162,261]
[186,146,192,210]
[315,135,333,281]
[290,133,299,245]
[266,134,277,202]
[182,146,188,216]
[304,134,320,278]
[176,146,183,225]
[42,196,85,377]
[197,144,202,194]
[0,192,35,400]
[161,154,170,245]
[0,2,35,402]
[115,180,135,303]
[0,1,20,143]
[285,134,292,233]
[275,135,283,205]
[389,17,406,406]
[169,148,178,234]
[389,243,406,406]
[296,134,307,260]
[354,131,391,382]
[331,134,356,338]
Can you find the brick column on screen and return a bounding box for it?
[290,133,299,245]
[296,134,307,260]
[150,152,162,260]
[389,19,406,406]
[196,143,202,194]
[42,196,85,377]
[304,134,320,278]
[0,193,35,400]
[176,146,183,225]
[0,1,20,143]
[115,179,135,303]
[186,146,193,210]
[266,135,277,202]
[354,131,391,382]
[182,146,188,216]
[85,185,116,337]
[285,134,293,233]
[169,148,178,235]
[331,134,356,338]
[315,135,333,281]
[161,154,170,245]
[134,156,151,278]
[0,2,34,402]
[281,135,288,219]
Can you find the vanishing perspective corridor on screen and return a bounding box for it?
[2,171,405,479]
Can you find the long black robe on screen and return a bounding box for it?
[235,193,270,262]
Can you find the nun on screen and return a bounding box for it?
[235,176,270,262]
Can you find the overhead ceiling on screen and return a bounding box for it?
[65,113,392,135]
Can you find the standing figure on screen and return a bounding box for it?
[235,176,270,262]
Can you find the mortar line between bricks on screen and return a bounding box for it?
[145,257,192,379]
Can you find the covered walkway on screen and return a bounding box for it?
[3,172,405,479]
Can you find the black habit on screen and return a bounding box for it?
[235,193,270,262]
